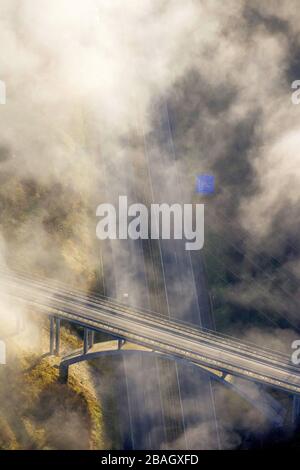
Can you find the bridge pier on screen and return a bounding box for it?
[49,316,55,355]
[55,318,61,356]
[49,316,61,356]
[83,329,95,354]
[83,329,88,354]
[59,363,69,384]
[89,331,95,349]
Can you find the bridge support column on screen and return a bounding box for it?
[83,329,89,355]
[49,316,61,356]
[55,318,61,356]
[59,364,69,384]
[49,316,55,355]
[89,331,95,349]
[292,396,300,426]
[83,329,95,354]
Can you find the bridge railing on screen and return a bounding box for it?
[0,265,294,364]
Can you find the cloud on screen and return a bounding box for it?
[0,0,300,450]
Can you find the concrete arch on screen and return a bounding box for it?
[59,340,285,426]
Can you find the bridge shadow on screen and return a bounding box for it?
[90,355,127,449]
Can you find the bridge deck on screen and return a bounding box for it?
[3,272,300,397]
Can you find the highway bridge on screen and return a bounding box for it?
[2,268,300,400]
